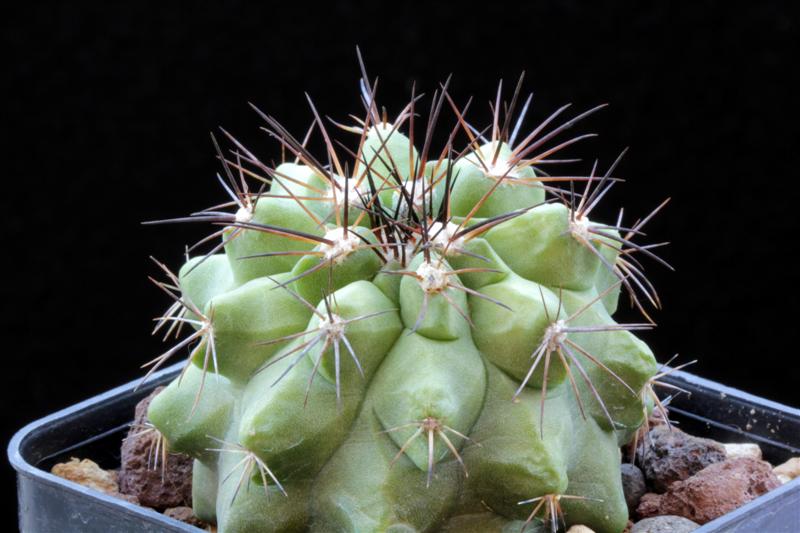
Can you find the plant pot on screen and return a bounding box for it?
[8,363,800,532]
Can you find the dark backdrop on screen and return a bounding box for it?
[3,0,797,511]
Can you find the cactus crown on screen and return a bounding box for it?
[143,52,671,533]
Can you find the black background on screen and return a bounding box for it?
[3,1,798,513]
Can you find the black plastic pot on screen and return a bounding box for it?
[8,363,800,532]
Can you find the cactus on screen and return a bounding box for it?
[143,57,671,533]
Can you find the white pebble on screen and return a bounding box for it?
[773,457,800,481]
[724,442,762,460]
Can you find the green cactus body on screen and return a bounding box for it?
[145,73,668,533]
[450,141,544,219]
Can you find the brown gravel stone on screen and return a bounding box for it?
[639,426,726,492]
[164,506,209,528]
[636,457,781,524]
[115,492,142,505]
[51,457,119,494]
[118,387,193,510]
[51,458,140,505]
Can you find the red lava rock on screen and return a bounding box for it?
[118,387,193,510]
[636,457,781,524]
[163,506,209,528]
[639,426,726,492]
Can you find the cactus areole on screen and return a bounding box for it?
[143,56,673,533]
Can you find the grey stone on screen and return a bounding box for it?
[621,463,647,515]
[631,516,700,533]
